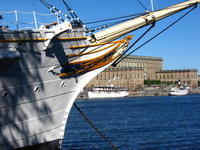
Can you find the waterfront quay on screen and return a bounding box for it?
[77,87,200,99]
[128,88,200,97]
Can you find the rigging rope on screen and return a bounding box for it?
[62,0,83,25]
[137,0,148,11]
[29,0,47,24]
[87,18,132,33]
[112,4,197,67]
[39,0,70,22]
[85,13,147,25]
[73,103,118,150]
[112,22,155,67]
[86,13,147,33]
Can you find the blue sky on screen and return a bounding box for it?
[1,0,200,73]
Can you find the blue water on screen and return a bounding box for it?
[62,94,200,150]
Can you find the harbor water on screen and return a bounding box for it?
[62,94,200,150]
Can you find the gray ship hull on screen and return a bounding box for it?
[0,23,130,149]
[0,62,111,150]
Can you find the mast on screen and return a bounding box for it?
[88,0,200,43]
[151,0,154,12]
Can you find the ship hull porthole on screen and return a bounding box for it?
[61,81,65,88]
[34,86,40,92]
[2,92,9,98]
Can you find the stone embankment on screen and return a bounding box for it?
[129,87,200,97]
[77,88,200,99]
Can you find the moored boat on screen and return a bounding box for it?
[169,80,189,96]
[88,85,129,98]
[169,86,189,96]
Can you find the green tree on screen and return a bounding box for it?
[174,81,178,84]
[144,80,148,85]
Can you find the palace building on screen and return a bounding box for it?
[86,55,198,90]
[155,69,198,88]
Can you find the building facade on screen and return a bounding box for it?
[86,55,198,90]
[86,55,163,90]
[155,69,198,88]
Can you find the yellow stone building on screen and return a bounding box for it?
[155,69,198,88]
[86,55,198,90]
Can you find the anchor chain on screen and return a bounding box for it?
[73,103,118,150]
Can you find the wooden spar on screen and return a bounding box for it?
[88,0,200,44]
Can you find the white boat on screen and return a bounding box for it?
[169,86,189,96]
[88,86,129,98]
[0,0,200,149]
[169,80,189,96]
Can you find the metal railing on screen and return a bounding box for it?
[0,11,62,30]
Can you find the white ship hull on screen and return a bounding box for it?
[169,88,188,96]
[88,91,129,98]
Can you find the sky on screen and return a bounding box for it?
[0,0,200,73]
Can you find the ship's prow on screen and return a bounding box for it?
[0,6,132,148]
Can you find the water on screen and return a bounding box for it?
[62,94,200,150]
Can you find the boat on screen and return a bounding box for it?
[169,86,188,96]
[0,0,199,149]
[88,85,129,98]
[169,80,189,96]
